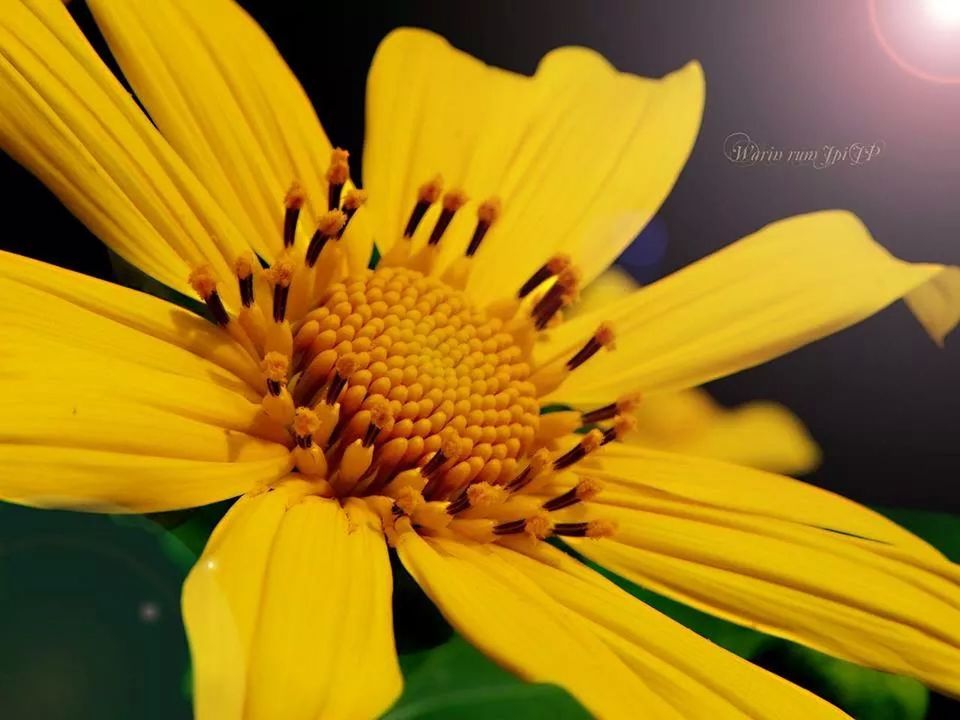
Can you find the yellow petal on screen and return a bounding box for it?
[364,28,703,302]
[0,250,262,390]
[86,0,373,273]
[500,541,850,719]
[0,0,254,301]
[569,450,960,694]
[0,251,289,512]
[395,527,681,719]
[593,444,939,556]
[540,211,959,403]
[628,388,821,475]
[184,490,401,720]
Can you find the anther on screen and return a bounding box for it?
[283,182,306,248]
[601,415,636,445]
[293,407,321,448]
[531,267,580,330]
[234,253,256,308]
[326,355,357,405]
[363,400,393,447]
[505,448,551,492]
[326,148,350,210]
[306,210,347,267]
[261,351,289,396]
[580,391,641,425]
[567,323,616,370]
[466,197,501,257]
[493,513,552,540]
[553,429,604,471]
[267,256,295,322]
[446,481,508,515]
[553,519,617,539]
[189,265,230,327]
[518,253,571,299]
[428,189,468,246]
[542,478,604,511]
[339,189,367,238]
[403,175,443,238]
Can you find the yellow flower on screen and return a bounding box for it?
[2,2,960,718]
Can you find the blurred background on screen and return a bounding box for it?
[0,1,958,718]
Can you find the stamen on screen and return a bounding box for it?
[542,478,604,511]
[505,448,551,492]
[466,197,501,257]
[403,175,443,238]
[326,355,357,405]
[306,210,347,267]
[493,512,553,540]
[531,267,581,330]
[553,519,617,539]
[567,323,616,370]
[283,181,306,248]
[518,253,571,299]
[446,481,508,515]
[326,148,350,210]
[392,486,425,517]
[234,253,256,308]
[363,399,393,447]
[261,351,289,396]
[293,407,321,448]
[580,392,641,425]
[553,429,604,471]
[188,265,229,326]
[338,189,367,238]
[601,414,636,445]
[267,256,295,322]
[428,189,468,246]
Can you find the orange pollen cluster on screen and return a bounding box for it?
[187,166,632,546]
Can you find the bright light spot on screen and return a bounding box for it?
[206,559,218,570]
[926,0,960,27]
[139,601,161,623]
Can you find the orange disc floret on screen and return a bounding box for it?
[293,407,321,437]
[316,209,347,237]
[586,518,617,539]
[477,196,502,224]
[261,351,290,383]
[442,188,469,212]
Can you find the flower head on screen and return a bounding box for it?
[2,2,960,719]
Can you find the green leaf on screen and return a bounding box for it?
[385,635,590,720]
[758,645,928,720]
[874,506,960,562]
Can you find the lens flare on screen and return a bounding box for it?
[926,0,960,28]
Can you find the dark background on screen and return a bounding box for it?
[1,0,957,513]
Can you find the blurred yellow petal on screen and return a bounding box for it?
[629,388,821,475]
[0,0,254,301]
[906,265,960,346]
[395,527,678,719]
[364,28,703,302]
[540,211,959,404]
[572,266,640,316]
[87,0,373,272]
[568,449,960,694]
[503,541,850,719]
[185,490,401,720]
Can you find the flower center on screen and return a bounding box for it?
[284,265,541,499]
[186,149,632,545]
